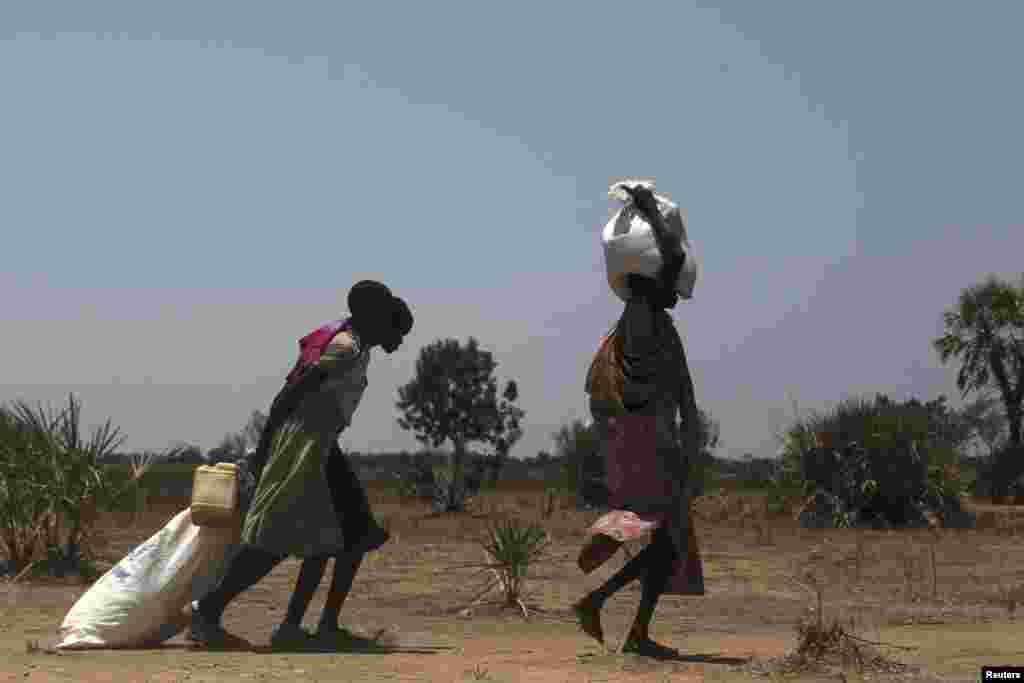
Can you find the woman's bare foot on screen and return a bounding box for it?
[573,596,604,644]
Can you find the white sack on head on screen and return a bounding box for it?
[602,179,698,303]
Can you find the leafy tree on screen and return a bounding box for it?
[684,406,721,495]
[958,393,1008,459]
[396,337,524,511]
[552,419,600,502]
[161,443,204,464]
[479,379,525,487]
[934,275,1024,498]
[693,407,721,454]
[206,432,246,463]
[206,409,269,464]
[240,410,268,451]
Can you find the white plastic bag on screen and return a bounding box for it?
[602,179,699,303]
[55,508,240,649]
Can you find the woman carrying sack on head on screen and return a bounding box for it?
[573,182,705,657]
[189,280,413,648]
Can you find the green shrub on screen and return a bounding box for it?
[476,519,549,612]
[0,395,131,574]
[688,452,721,495]
[776,393,974,527]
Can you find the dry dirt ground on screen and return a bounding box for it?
[4,487,1024,682]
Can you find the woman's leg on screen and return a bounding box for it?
[281,555,329,628]
[625,527,678,653]
[574,541,658,643]
[195,547,284,626]
[317,551,365,634]
[586,542,658,605]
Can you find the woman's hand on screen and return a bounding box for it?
[623,186,685,309]
[623,186,683,262]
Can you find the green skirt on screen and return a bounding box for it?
[241,417,346,558]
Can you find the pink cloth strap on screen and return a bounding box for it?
[284,318,352,386]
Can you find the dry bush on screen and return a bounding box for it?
[776,612,913,675]
[777,564,914,675]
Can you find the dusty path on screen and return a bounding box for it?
[5,594,791,683]
[5,495,1023,680]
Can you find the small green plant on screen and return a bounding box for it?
[481,519,548,609]
[448,519,549,618]
[833,510,853,529]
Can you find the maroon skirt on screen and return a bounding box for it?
[578,413,704,596]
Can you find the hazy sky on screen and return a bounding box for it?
[2,2,1021,460]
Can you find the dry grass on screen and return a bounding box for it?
[14,484,1024,680]
[775,612,913,675]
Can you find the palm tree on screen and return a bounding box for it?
[934,275,1024,499]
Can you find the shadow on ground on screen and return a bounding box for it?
[250,630,455,656]
[579,650,750,665]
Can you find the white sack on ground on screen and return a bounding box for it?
[55,508,240,649]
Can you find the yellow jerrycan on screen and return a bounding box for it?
[191,462,241,528]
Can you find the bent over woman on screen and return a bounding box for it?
[190,280,412,647]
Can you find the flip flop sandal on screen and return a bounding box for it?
[621,636,679,658]
[188,616,239,648]
[269,623,316,648]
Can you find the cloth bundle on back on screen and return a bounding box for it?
[574,179,705,658]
